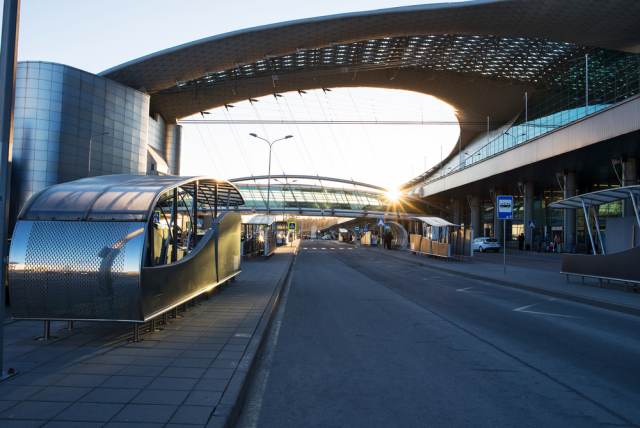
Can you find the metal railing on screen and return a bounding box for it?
[428,50,640,183]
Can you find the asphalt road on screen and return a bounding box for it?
[238,240,640,428]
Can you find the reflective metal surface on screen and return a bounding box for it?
[8,176,244,322]
[19,174,244,222]
[140,212,241,320]
[216,212,241,281]
[8,220,145,321]
[11,62,151,227]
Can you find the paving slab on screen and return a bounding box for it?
[0,245,296,427]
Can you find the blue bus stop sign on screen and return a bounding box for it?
[497,195,514,220]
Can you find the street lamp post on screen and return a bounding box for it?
[87,132,109,177]
[0,0,20,381]
[249,133,293,216]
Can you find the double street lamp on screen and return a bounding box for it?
[249,133,293,216]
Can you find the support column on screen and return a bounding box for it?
[563,172,576,252]
[492,190,503,243]
[0,0,20,379]
[451,199,461,225]
[523,182,534,249]
[623,158,637,217]
[164,123,182,175]
[469,195,480,239]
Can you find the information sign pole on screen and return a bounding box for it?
[503,219,507,274]
[496,195,513,275]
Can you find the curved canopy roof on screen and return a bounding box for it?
[549,185,640,209]
[20,175,244,222]
[100,0,640,147]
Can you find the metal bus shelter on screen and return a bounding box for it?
[241,215,278,257]
[550,185,640,285]
[408,216,469,259]
[7,175,245,336]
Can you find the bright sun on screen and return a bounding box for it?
[385,188,402,203]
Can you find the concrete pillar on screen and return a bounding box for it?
[492,190,503,243]
[623,158,637,217]
[523,182,534,248]
[563,172,576,252]
[469,196,480,238]
[164,123,182,175]
[451,199,461,225]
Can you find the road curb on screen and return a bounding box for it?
[382,250,640,318]
[211,247,298,428]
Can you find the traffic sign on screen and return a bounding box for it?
[377,218,385,227]
[496,195,513,220]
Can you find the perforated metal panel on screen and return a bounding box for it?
[8,220,145,321]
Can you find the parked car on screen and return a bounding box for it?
[472,237,501,252]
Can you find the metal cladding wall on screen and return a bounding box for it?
[8,220,146,321]
[10,62,150,225]
[7,175,244,322]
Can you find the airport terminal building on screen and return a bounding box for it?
[9,0,640,254]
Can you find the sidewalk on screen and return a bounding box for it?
[370,246,640,316]
[0,244,296,427]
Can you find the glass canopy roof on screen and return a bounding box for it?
[171,34,586,93]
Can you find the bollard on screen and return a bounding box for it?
[36,320,55,341]
[67,320,74,331]
[132,324,141,342]
[43,320,51,340]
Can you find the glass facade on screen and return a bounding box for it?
[430,50,640,181]
[11,62,151,223]
[235,182,386,212]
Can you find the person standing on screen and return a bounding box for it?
[384,229,393,250]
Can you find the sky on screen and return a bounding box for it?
[14,0,468,189]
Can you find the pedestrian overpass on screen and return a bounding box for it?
[227,175,426,220]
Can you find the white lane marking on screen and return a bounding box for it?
[456,286,474,292]
[513,303,579,319]
[330,248,336,250]
[513,303,537,312]
[339,248,345,250]
[311,247,317,250]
